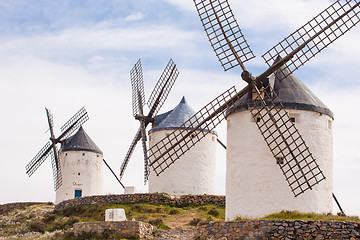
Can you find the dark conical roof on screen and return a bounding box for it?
[227,61,333,119]
[150,97,216,134]
[61,126,103,154]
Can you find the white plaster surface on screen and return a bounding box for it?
[55,150,103,204]
[105,209,127,221]
[148,130,217,195]
[226,109,333,220]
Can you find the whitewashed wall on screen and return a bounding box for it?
[55,150,103,203]
[226,109,333,220]
[148,129,217,195]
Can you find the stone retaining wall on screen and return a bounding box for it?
[73,221,155,239]
[55,194,225,211]
[197,220,360,239]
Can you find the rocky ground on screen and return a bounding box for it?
[0,202,224,239]
[1,201,359,239]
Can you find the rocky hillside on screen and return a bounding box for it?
[1,201,359,239]
[0,201,225,239]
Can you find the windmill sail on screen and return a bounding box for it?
[26,141,53,177]
[194,0,255,71]
[147,59,179,116]
[149,86,250,175]
[262,0,360,81]
[119,59,179,182]
[26,107,89,191]
[50,146,62,191]
[131,59,145,117]
[249,79,326,197]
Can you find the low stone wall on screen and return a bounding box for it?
[197,220,360,239]
[55,194,225,211]
[73,221,155,239]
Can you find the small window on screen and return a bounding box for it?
[74,189,82,199]
[212,136,215,141]
[78,172,81,176]
[82,153,85,156]
[276,157,284,165]
[97,155,99,158]
[190,134,196,138]
[65,153,67,156]
[328,120,332,130]
[289,113,300,123]
[256,117,261,123]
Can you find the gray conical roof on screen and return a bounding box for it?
[61,126,103,154]
[227,61,333,118]
[150,97,196,133]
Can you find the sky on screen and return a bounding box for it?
[0,0,359,216]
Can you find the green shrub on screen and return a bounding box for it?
[42,213,56,223]
[207,208,219,217]
[189,218,201,226]
[199,206,208,211]
[28,221,46,233]
[131,205,144,212]
[149,218,163,226]
[136,215,148,221]
[169,209,179,215]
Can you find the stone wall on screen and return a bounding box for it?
[197,220,360,239]
[73,221,155,239]
[55,194,225,211]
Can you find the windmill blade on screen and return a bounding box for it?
[147,59,179,117]
[45,108,55,137]
[149,85,250,175]
[119,127,142,180]
[59,107,89,140]
[26,141,53,177]
[50,145,62,191]
[262,0,360,81]
[140,120,149,183]
[131,59,146,117]
[194,0,255,71]
[249,81,326,197]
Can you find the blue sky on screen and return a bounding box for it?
[0,0,359,217]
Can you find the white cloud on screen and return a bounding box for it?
[163,0,195,11]
[125,12,146,22]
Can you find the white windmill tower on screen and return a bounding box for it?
[148,0,360,220]
[148,96,217,195]
[56,126,103,204]
[226,63,333,218]
[26,107,104,204]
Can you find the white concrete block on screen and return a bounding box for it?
[105,209,127,222]
[124,186,137,194]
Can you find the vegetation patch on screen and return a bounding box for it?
[262,210,360,222]
[234,210,360,222]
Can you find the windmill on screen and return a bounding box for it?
[119,59,179,184]
[26,107,88,191]
[148,0,360,202]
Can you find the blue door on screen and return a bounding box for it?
[74,190,82,198]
